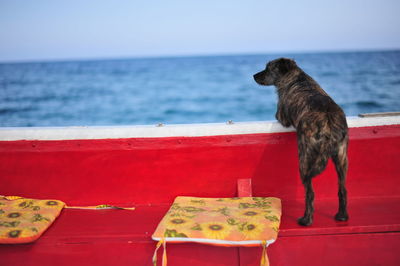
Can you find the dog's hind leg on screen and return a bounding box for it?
[297,143,318,226]
[332,138,349,221]
[297,133,330,226]
[298,176,315,226]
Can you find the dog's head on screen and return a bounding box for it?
[253,58,297,86]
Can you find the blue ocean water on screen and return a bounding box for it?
[0,51,399,127]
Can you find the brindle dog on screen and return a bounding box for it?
[253,58,349,226]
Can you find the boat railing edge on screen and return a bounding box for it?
[0,115,399,141]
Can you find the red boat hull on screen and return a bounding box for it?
[1,119,399,265]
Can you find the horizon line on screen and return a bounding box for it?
[1,47,399,65]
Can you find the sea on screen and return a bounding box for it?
[0,50,399,127]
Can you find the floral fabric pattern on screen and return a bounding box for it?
[152,196,281,245]
[0,196,65,244]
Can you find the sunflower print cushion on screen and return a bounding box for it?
[0,196,65,244]
[152,196,281,246]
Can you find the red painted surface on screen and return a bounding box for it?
[1,124,400,265]
[237,178,252,197]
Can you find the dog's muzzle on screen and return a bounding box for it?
[253,70,267,85]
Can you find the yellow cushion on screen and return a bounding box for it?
[0,196,64,244]
[152,196,281,246]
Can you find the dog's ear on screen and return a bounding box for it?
[277,58,296,75]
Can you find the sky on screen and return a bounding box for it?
[0,0,399,62]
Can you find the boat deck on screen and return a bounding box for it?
[2,196,399,265]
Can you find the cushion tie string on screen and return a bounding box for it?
[65,205,135,210]
[260,240,270,266]
[153,238,167,266]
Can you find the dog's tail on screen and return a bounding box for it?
[328,109,349,180]
[332,136,348,179]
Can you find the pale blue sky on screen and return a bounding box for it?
[0,0,399,62]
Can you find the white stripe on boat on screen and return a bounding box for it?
[0,115,399,141]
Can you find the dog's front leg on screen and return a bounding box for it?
[275,105,291,127]
[298,178,314,226]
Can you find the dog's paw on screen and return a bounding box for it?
[334,212,349,221]
[297,216,313,226]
